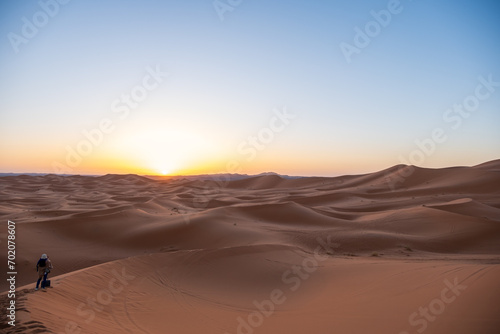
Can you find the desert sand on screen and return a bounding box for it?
[1,161,500,334]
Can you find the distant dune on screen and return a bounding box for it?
[1,160,500,333]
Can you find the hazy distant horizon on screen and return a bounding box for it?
[1,157,498,180]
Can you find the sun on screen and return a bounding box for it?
[155,165,174,176]
[117,127,215,177]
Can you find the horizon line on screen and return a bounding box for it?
[1,158,498,179]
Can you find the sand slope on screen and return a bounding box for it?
[1,160,500,333]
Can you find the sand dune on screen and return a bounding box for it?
[1,160,500,333]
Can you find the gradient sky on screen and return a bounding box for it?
[1,0,499,176]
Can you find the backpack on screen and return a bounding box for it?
[39,258,47,267]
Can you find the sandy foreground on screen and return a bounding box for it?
[1,161,500,334]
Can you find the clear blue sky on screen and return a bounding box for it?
[1,0,499,176]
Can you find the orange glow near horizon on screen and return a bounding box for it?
[1,135,497,177]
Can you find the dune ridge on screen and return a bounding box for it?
[1,160,500,333]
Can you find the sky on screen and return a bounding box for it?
[1,0,499,176]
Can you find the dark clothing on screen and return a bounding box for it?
[36,258,47,269]
[36,272,48,289]
[35,257,52,289]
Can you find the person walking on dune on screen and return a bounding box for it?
[35,254,53,291]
